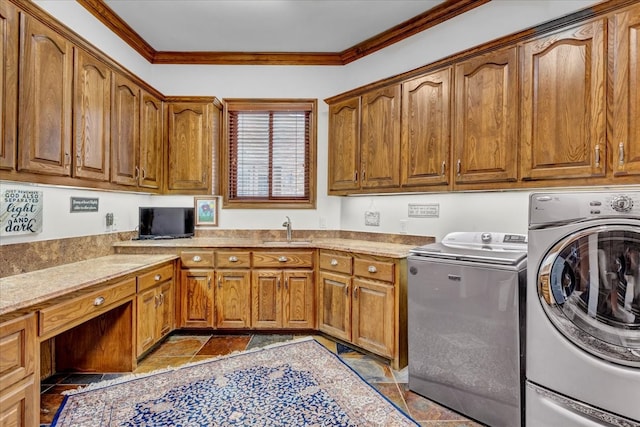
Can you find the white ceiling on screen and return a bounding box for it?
[103,0,445,53]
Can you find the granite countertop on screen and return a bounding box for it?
[112,237,419,258]
[0,254,178,318]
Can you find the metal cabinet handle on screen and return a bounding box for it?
[141,168,146,179]
[285,279,289,290]
[192,255,202,262]
[354,286,358,299]
[441,161,446,176]
[229,256,238,262]
[93,296,105,306]
[155,294,160,308]
[76,153,82,169]
[362,169,366,180]
[208,277,212,290]
[619,142,625,165]
[353,170,358,182]
[278,256,288,263]
[456,159,461,176]
[277,278,281,289]
[330,259,338,266]
[595,144,601,167]
[368,265,377,273]
[345,284,349,296]
[154,274,161,281]
[160,293,164,305]
[135,166,140,180]
[217,276,222,289]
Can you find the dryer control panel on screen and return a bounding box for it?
[530,191,640,226]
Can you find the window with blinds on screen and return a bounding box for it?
[223,99,317,208]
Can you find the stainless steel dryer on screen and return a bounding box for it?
[408,231,528,427]
[527,191,640,426]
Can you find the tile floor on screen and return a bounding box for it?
[40,332,483,426]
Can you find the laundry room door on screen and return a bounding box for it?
[536,224,640,367]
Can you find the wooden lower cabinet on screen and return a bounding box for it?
[136,281,174,357]
[318,271,352,341]
[179,269,214,328]
[215,270,251,328]
[318,250,406,369]
[252,270,314,329]
[0,314,38,427]
[351,278,394,358]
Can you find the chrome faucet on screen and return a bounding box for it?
[283,216,292,242]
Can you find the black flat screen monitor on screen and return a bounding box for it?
[138,207,195,240]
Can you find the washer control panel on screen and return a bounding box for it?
[530,191,640,225]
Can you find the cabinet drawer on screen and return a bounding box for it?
[39,278,136,337]
[137,263,174,292]
[253,251,314,268]
[180,251,214,268]
[0,314,36,390]
[319,252,352,275]
[216,251,251,268]
[354,258,395,283]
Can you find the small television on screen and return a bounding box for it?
[138,207,195,240]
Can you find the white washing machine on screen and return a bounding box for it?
[527,191,640,426]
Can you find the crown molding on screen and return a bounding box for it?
[75,0,490,66]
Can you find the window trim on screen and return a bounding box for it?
[221,98,317,209]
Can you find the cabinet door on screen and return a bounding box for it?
[111,72,140,186]
[318,271,351,341]
[18,15,73,176]
[136,286,156,356]
[179,269,213,328]
[352,278,394,358]
[157,280,174,339]
[610,4,640,177]
[0,0,18,171]
[215,270,250,328]
[251,270,282,328]
[402,68,451,188]
[166,102,212,193]
[73,49,110,181]
[139,90,163,189]
[361,84,401,189]
[328,96,360,192]
[521,20,606,180]
[454,47,518,184]
[283,270,314,329]
[0,376,37,427]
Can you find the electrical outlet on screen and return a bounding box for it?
[400,219,408,234]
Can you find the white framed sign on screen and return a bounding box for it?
[0,188,43,236]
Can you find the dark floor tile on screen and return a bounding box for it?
[341,355,394,383]
[371,382,409,414]
[399,384,475,423]
[40,385,78,424]
[246,333,293,350]
[58,373,104,385]
[336,342,360,355]
[147,334,210,357]
[40,373,68,386]
[197,335,251,357]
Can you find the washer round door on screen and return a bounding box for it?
[537,224,640,367]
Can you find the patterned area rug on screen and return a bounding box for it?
[51,337,418,426]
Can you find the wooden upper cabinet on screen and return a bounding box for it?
[360,84,401,189]
[401,68,451,188]
[166,100,213,193]
[610,3,640,178]
[328,96,360,193]
[521,19,606,181]
[73,49,110,181]
[18,14,73,176]
[0,0,18,171]
[139,90,163,189]
[454,47,518,185]
[111,73,140,186]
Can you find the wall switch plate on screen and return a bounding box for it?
[400,219,408,234]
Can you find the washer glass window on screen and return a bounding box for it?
[538,225,640,367]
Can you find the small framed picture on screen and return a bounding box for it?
[194,197,218,226]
